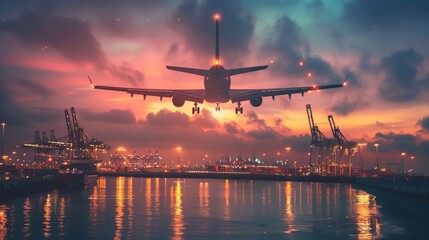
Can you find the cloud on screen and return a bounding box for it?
[375,121,385,127]
[373,132,429,171]
[224,121,241,134]
[168,0,255,65]
[261,16,342,84]
[374,132,419,153]
[342,0,429,30]
[146,109,191,127]
[81,109,136,125]
[328,96,369,116]
[247,129,278,140]
[193,109,219,129]
[0,6,143,85]
[378,49,429,102]
[246,111,266,127]
[0,77,61,126]
[417,116,429,133]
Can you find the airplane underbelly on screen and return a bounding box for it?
[205,93,230,103]
[204,78,231,103]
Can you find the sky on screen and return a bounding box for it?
[0,0,428,173]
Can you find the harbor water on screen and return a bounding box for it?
[0,177,427,239]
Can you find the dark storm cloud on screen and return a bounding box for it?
[81,109,136,125]
[378,49,429,102]
[12,78,55,99]
[342,0,429,30]
[0,6,143,85]
[168,0,255,64]
[262,16,342,83]
[374,132,419,153]
[328,96,368,116]
[417,116,429,133]
[373,132,429,171]
[0,78,62,126]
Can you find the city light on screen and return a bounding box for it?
[373,143,380,171]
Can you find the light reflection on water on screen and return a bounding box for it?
[0,177,426,239]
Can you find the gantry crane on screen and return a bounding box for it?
[328,115,357,176]
[306,104,335,175]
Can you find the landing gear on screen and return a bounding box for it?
[235,102,243,114]
[215,102,220,111]
[192,102,200,114]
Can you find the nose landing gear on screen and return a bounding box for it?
[215,102,220,111]
[235,102,243,114]
[192,102,200,114]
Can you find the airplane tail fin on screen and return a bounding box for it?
[223,65,268,77]
[215,14,220,63]
[166,66,210,77]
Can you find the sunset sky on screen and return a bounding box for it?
[1,0,428,172]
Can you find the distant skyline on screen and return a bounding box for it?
[1,0,428,172]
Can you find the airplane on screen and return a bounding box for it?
[89,14,346,115]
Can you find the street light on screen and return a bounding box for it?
[401,152,406,175]
[373,143,380,171]
[1,122,5,158]
[285,146,291,166]
[410,156,415,174]
[358,143,367,177]
[176,146,182,167]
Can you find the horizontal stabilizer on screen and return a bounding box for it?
[166,66,210,77]
[223,65,268,77]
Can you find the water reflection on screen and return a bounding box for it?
[284,181,297,234]
[199,182,210,217]
[42,194,52,238]
[171,180,184,240]
[0,205,7,240]
[224,180,230,220]
[114,177,125,240]
[154,178,160,216]
[1,178,425,239]
[22,197,31,237]
[355,191,379,239]
[127,177,133,235]
[58,197,65,238]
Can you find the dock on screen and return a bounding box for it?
[0,176,57,200]
[356,177,429,200]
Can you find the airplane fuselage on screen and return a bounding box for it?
[204,65,231,103]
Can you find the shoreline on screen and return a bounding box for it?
[100,171,357,183]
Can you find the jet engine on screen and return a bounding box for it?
[172,97,185,107]
[250,96,263,107]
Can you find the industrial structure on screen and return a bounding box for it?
[22,107,110,163]
[306,104,336,174]
[328,115,357,176]
[306,104,357,176]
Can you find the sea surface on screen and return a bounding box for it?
[0,177,427,239]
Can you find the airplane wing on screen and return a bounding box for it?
[89,77,205,103]
[230,82,346,103]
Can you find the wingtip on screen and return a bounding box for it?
[88,75,95,88]
[342,74,349,87]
